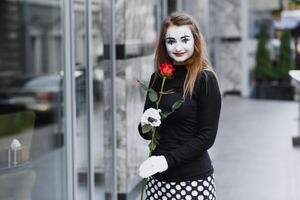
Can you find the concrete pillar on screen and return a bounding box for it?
[241,0,250,97]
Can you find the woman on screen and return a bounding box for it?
[138,12,222,200]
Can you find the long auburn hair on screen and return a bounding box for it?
[151,12,217,100]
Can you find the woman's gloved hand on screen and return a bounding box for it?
[140,108,162,127]
[139,156,168,178]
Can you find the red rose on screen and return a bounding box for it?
[159,63,175,78]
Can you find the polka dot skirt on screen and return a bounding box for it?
[145,174,216,200]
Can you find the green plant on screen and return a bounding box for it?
[255,23,276,81]
[275,29,294,81]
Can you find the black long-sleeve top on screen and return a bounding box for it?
[138,65,222,182]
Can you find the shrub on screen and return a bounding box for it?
[255,23,276,81]
[275,30,294,81]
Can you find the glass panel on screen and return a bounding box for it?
[73,0,89,199]
[0,0,66,200]
[91,0,113,199]
[168,0,177,14]
[124,0,159,198]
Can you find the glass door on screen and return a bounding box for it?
[72,0,90,199]
[70,0,114,199]
[0,0,116,199]
[0,0,67,199]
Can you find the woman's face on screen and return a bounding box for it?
[165,25,195,63]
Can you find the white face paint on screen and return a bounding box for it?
[165,25,195,64]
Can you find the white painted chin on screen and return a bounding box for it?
[170,53,192,63]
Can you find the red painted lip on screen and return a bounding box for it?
[174,52,186,57]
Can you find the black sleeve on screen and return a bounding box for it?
[163,70,222,168]
[138,72,156,140]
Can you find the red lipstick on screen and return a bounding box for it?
[174,52,186,57]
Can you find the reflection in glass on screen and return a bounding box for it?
[0,0,66,199]
[73,1,90,200]
[91,0,112,199]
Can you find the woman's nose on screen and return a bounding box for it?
[175,44,183,52]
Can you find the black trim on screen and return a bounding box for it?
[103,44,125,59]
[220,37,241,42]
[78,171,144,200]
[78,171,104,184]
[293,137,300,147]
[223,90,241,96]
[103,43,155,60]
[105,179,144,200]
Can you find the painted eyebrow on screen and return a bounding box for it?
[166,35,191,40]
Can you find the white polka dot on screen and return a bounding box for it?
[186,195,192,200]
[176,194,181,199]
[158,182,162,187]
[166,184,171,189]
[175,185,181,190]
[198,195,204,200]
[207,176,211,181]
[158,191,162,196]
[211,179,214,184]
[151,179,155,184]
[203,190,209,196]
[166,193,171,198]
[209,185,212,191]
[154,194,158,199]
[197,185,204,191]
[162,196,167,200]
[209,194,212,200]
[186,186,192,191]
[147,191,151,195]
[150,197,154,200]
[170,189,176,194]
[180,182,186,186]
[151,188,155,193]
[192,190,198,196]
[171,182,176,185]
[180,190,186,196]
[154,185,158,190]
[203,181,209,186]
[171,198,176,200]
[149,182,152,187]
[162,187,166,193]
[191,181,197,187]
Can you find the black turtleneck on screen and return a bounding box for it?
[138,65,222,182]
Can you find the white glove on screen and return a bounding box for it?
[141,108,162,127]
[139,156,168,178]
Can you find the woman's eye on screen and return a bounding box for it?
[182,38,189,43]
[167,40,175,45]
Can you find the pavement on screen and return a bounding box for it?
[210,96,300,200]
[2,95,299,200]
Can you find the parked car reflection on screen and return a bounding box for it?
[0,68,103,126]
[0,74,61,126]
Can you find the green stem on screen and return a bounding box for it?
[149,128,156,156]
[140,178,147,200]
[141,76,166,199]
[156,76,166,109]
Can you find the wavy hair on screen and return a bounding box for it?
[151,12,217,99]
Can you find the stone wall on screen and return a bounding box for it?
[209,0,242,93]
[102,0,158,194]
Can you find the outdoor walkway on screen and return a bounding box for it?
[210,96,300,200]
[25,95,300,200]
